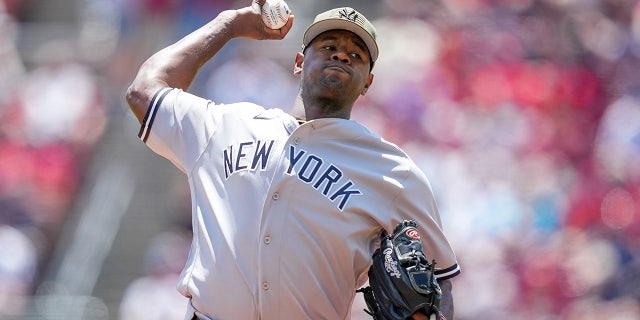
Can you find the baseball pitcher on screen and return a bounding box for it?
[125,1,460,319]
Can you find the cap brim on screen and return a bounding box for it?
[303,19,378,63]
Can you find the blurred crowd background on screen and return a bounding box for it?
[1,0,639,319]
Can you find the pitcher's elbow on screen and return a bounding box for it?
[125,84,147,124]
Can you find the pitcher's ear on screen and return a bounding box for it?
[362,73,374,96]
[294,52,304,75]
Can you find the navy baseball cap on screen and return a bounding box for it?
[302,7,379,65]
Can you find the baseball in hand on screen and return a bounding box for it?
[261,0,290,29]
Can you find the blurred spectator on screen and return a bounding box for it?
[118,231,191,320]
[204,55,298,108]
[595,93,640,184]
[0,1,24,106]
[15,39,106,149]
[0,224,37,318]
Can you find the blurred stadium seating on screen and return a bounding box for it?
[1,0,639,319]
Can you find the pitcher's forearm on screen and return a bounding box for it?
[130,10,236,94]
[439,279,454,319]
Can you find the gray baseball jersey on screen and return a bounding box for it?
[138,87,460,320]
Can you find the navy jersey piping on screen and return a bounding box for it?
[138,87,172,143]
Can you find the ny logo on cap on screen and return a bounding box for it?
[338,8,358,22]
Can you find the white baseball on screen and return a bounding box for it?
[261,0,290,29]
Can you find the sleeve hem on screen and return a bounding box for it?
[138,87,173,143]
[434,263,461,281]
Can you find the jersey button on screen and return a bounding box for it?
[262,282,270,290]
[293,137,300,145]
[264,236,271,244]
[272,192,279,200]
